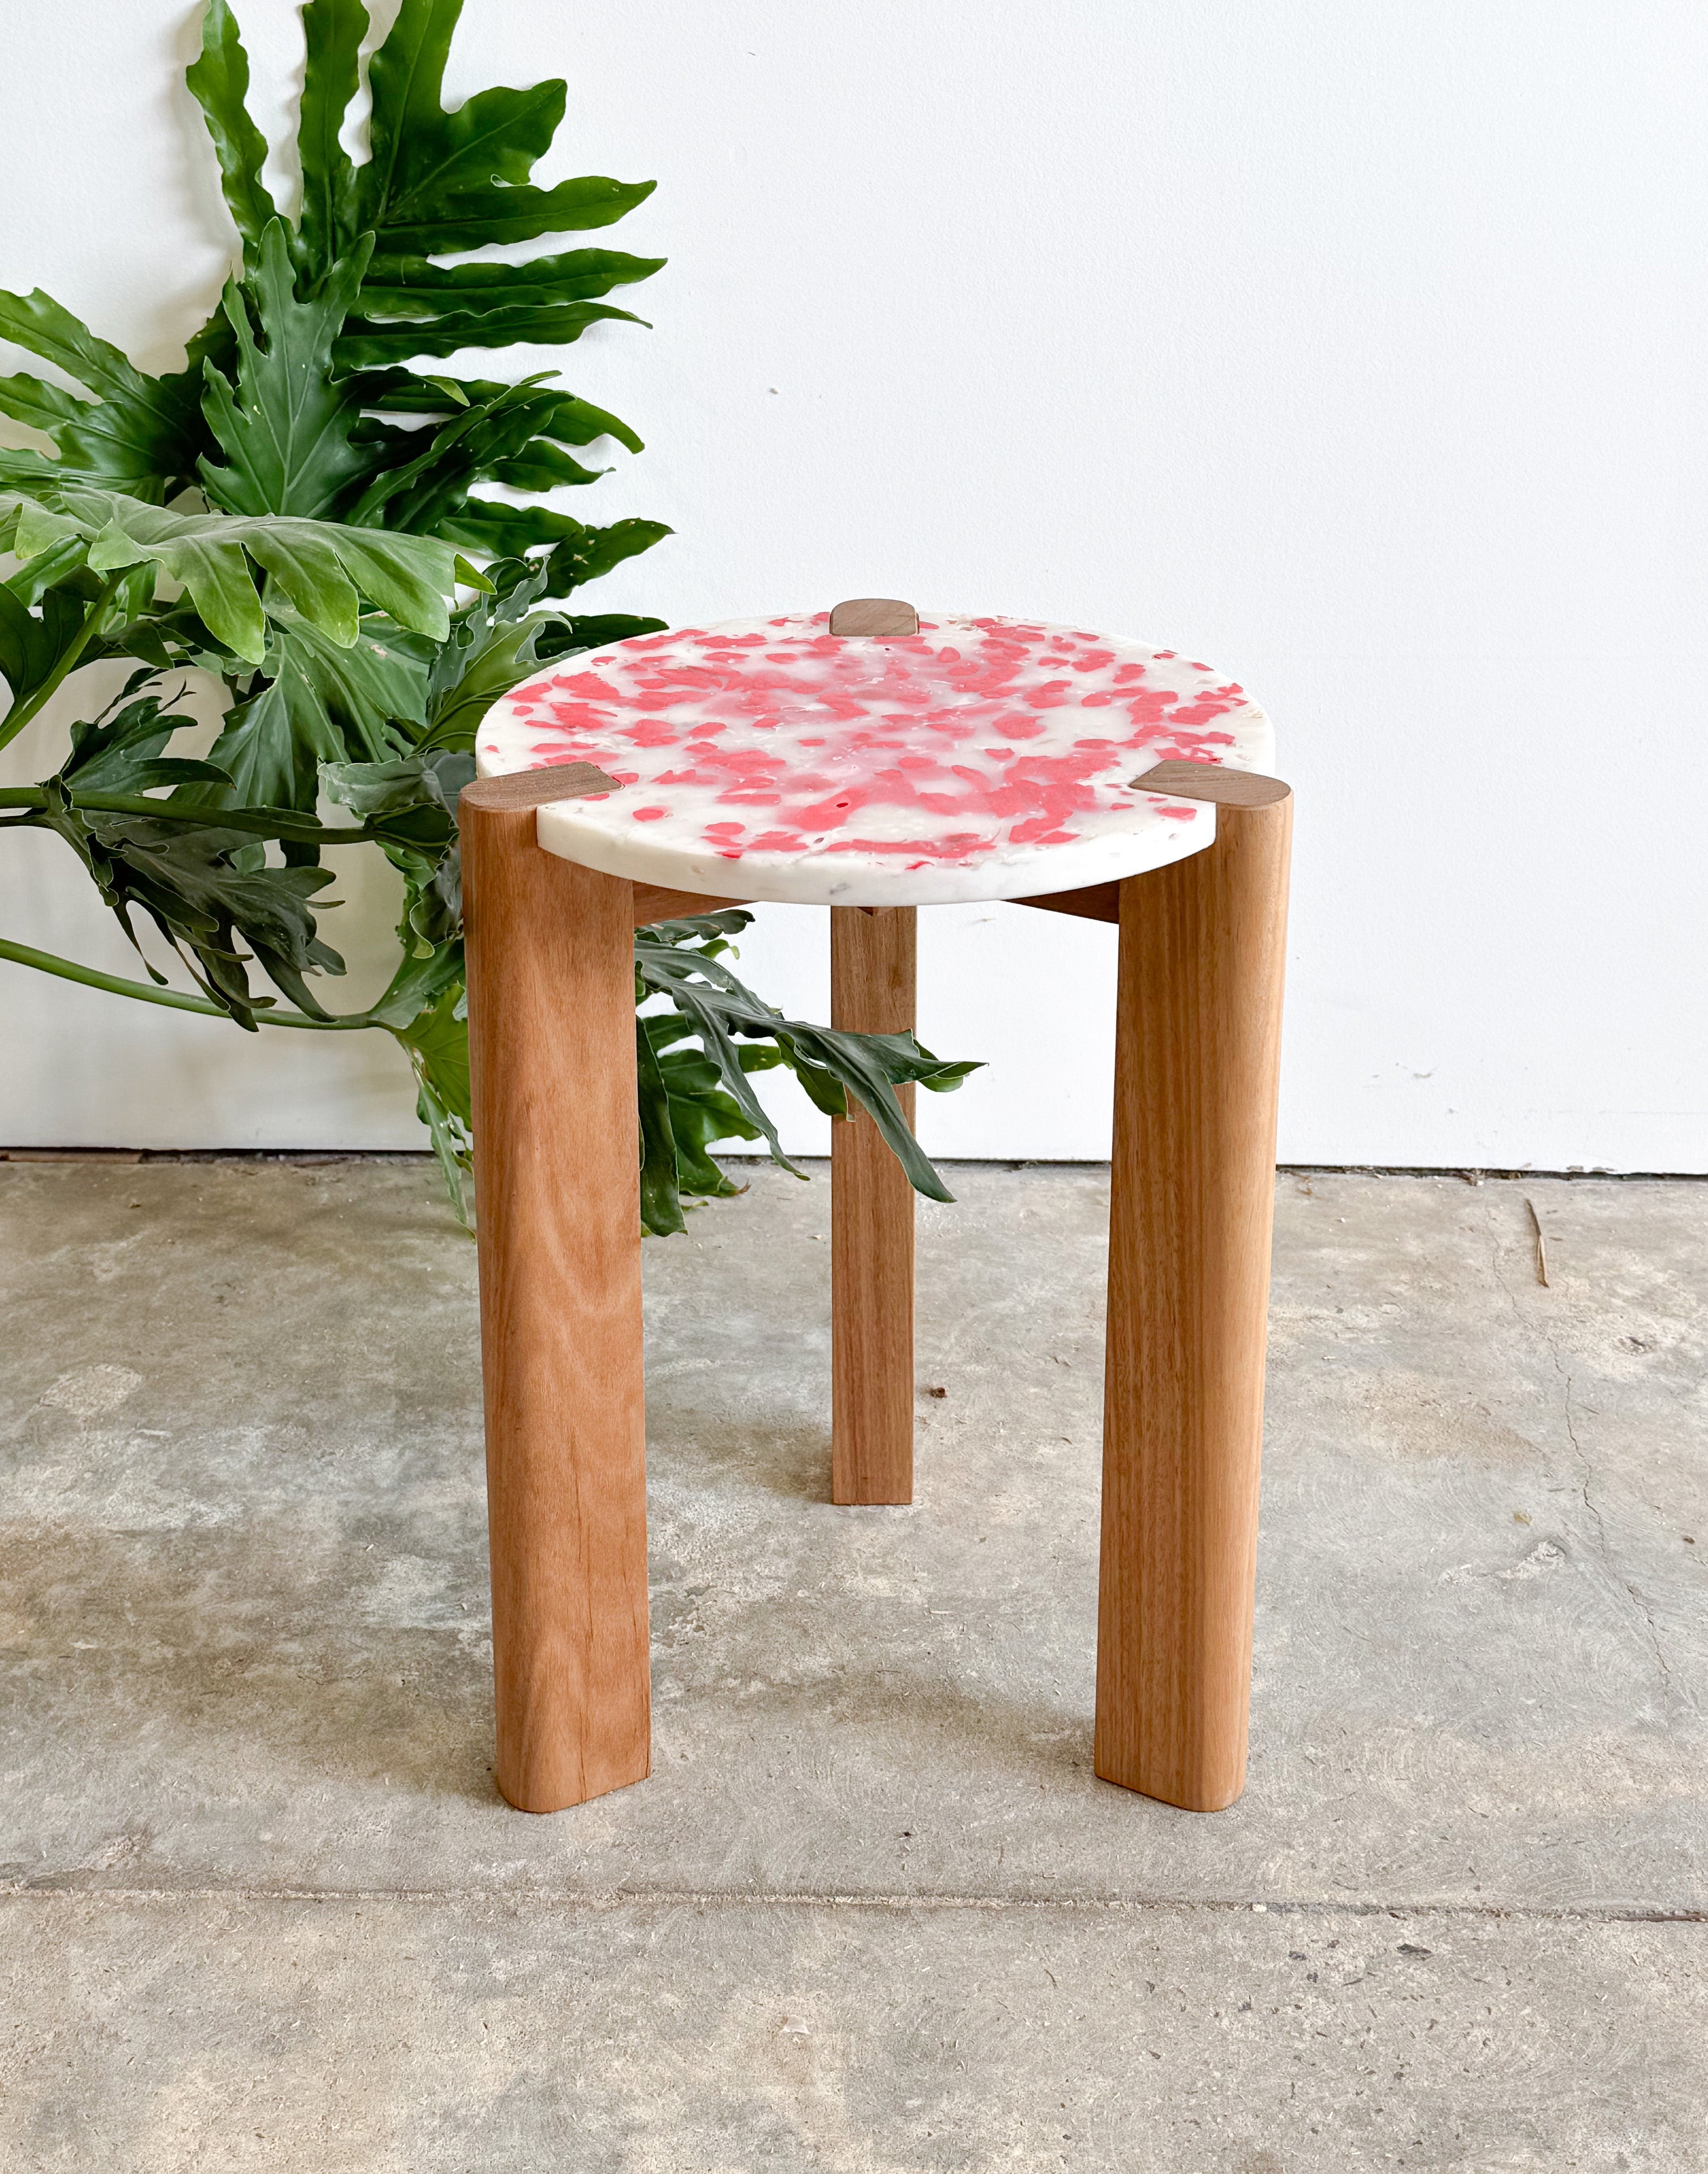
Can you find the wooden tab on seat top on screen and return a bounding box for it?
[1018,764,1291,923]
[1129,759,1291,807]
[829,597,918,638]
[459,762,624,815]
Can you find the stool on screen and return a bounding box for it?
[459,601,1292,1818]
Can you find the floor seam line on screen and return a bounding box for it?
[3,1886,1704,1924]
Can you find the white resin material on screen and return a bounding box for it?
[476,612,1276,906]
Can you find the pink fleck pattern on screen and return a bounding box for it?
[478,612,1275,906]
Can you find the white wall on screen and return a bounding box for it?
[3,0,1704,1169]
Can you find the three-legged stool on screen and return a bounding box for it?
[459,601,1292,1817]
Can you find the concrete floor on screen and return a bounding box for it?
[0,1158,1704,2171]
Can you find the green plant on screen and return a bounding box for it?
[0,0,976,1230]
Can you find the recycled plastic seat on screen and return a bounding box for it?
[459,600,1293,1818]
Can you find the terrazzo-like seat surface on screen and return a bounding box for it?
[477,612,1276,906]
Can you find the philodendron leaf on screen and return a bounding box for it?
[84,503,267,661]
[186,0,280,263]
[53,488,459,662]
[634,917,981,1208]
[334,249,657,367]
[201,647,347,811]
[37,783,346,1028]
[175,0,668,575]
[1,497,87,572]
[379,176,656,259]
[197,614,430,811]
[392,979,474,1227]
[531,613,668,665]
[62,682,230,795]
[336,300,646,372]
[0,577,91,712]
[639,1011,762,1234]
[199,222,379,521]
[392,978,470,1122]
[344,376,556,534]
[360,0,654,258]
[353,248,663,322]
[432,505,672,598]
[419,603,547,752]
[349,373,645,456]
[636,1017,688,1236]
[0,290,206,499]
[318,755,433,819]
[297,0,366,275]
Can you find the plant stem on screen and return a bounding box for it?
[0,937,379,1029]
[0,786,382,846]
[0,576,124,753]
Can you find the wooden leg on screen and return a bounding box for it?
[460,799,650,1813]
[830,905,917,1505]
[1096,790,1293,1811]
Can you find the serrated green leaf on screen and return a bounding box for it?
[636,1016,687,1236]
[186,0,279,262]
[0,287,146,404]
[364,936,464,1030]
[344,376,549,533]
[13,501,86,564]
[200,650,344,809]
[337,300,644,370]
[297,0,366,277]
[421,629,537,749]
[353,0,655,254]
[360,0,640,256]
[434,506,671,596]
[36,783,345,1026]
[62,686,219,794]
[482,446,606,492]
[119,518,266,658]
[0,372,87,434]
[0,290,205,498]
[380,176,657,257]
[657,1038,760,1195]
[392,978,469,1123]
[364,0,551,213]
[0,534,90,607]
[543,516,672,592]
[199,222,378,521]
[322,530,451,639]
[0,582,39,699]
[0,448,67,498]
[349,374,644,455]
[318,754,431,818]
[50,488,458,660]
[634,927,980,1205]
[242,527,361,647]
[531,612,668,665]
[353,247,663,318]
[392,979,472,1226]
[197,614,428,809]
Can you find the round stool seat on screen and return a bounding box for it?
[477,610,1274,908]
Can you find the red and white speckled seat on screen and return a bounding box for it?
[457,597,1294,1829]
[477,608,1276,905]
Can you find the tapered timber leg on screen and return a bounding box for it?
[460,778,650,1813]
[831,905,917,1505]
[1096,779,1293,1811]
